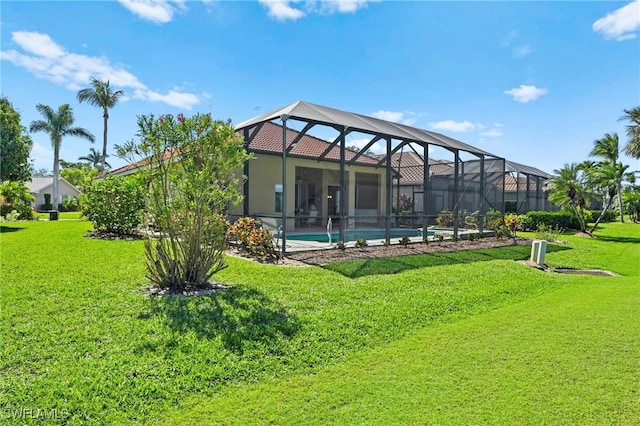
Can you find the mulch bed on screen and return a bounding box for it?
[287,237,531,266]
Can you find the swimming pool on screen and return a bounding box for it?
[287,228,431,243]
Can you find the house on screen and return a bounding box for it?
[25,177,82,210]
[111,100,555,251]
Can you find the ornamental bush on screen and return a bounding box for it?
[520,210,580,231]
[228,217,279,261]
[83,176,145,235]
[116,113,253,291]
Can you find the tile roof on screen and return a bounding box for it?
[110,123,380,177]
[247,122,380,165]
[383,151,455,184]
[502,175,544,192]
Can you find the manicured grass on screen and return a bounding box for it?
[323,243,570,278]
[34,211,84,220]
[1,221,638,424]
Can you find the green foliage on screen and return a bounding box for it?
[354,237,368,248]
[623,186,640,222]
[587,209,617,223]
[436,209,453,227]
[60,163,99,191]
[503,213,523,236]
[0,97,33,182]
[399,236,411,246]
[545,163,591,232]
[0,181,36,220]
[116,113,252,291]
[335,241,346,251]
[228,217,279,261]
[484,208,504,230]
[59,197,80,212]
[77,78,125,172]
[520,210,580,231]
[533,224,564,242]
[467,232,482,241]
[83,176,145,234]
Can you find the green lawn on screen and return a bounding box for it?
[1,220,638,424]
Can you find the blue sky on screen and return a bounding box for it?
[2,0,639,175]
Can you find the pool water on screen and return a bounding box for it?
[287,228,433,243]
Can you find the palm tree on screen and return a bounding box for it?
[29,104,95,211]
[585,162,631,232]
[79,147,110,169]
[589,133,625,222]
[544,163,590,233]
[76,78,124,172]
[621,106,640,159]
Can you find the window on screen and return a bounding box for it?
[275,184,283,213]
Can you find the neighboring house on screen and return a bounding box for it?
[25,177,82,210]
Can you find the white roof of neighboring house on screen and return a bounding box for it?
[25,177,82,194]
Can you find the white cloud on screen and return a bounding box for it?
[12,32,65,58]
[593,0,640,41]
[134,88,201,109]
[118,0,177,24]
[258,0,306,21]
[504,84,548,103]
[429,120,478,133]
[514,44,532,57]
[371,110,418,126]
[1,31,201,110]
[318,0,378,14]
[372,110,404,122]
[482,124,504,138]
[258,0,377,21]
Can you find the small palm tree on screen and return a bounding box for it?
[79,147,110,170]
[621,106,640,159]
[589,133,625,222]
[544,163,590,233]
[29,104,95,211]
[77,78,124,172]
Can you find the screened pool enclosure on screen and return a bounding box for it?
[234,101,511,253]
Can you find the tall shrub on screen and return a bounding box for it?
[83,175,145,234]
[116,113,252,292]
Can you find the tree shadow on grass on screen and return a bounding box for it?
[595,235,640,244]
[147,286,300,353]
[0,226,25,233]
[325,244,571,278]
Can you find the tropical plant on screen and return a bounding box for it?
[0,181,35,220]
[60,163,99,191]
[544,164,590,233]
[621,106,640,159]
[83,176,145,235]
[227,217,279,261]
[623,185,640,222]
[77,78,124,172]
[588,133,626,223]
[503,213,523,237]
[0,181,35,205]
[79,147,111,170]
[29,104,95,211]
[116,113,252,292]
[0,97,33,182]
